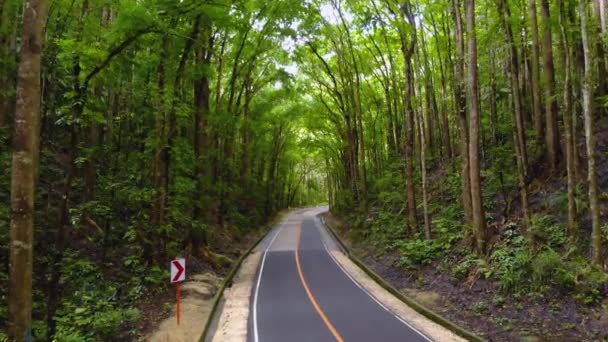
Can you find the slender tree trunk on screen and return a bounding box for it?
[337,3,367,206]
[452,0,473,227]
[558,0,578,240]
[8,0,48,339]
[540,0,562,170]
[489,49,499,144]
[399,3,418,233]
[83,89,100,202]
[580,0,604,266]
[528,0,544,146]
[430,12,453,161]
[465,0,487,254]
[415,63,432,240]
[497,0,530,231]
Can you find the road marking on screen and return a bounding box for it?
[253,219,286,342]
[295,223,345,342]
[317,217,433,342]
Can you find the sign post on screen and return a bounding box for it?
[171,258,186,325]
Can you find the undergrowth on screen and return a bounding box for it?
[339,164,608,306]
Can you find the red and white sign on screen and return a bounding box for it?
[171,258,186,283]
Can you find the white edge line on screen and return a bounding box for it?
[316,217,434,342]
[252,219,286,342]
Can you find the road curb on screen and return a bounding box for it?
[199,211,290,342]
[320,213,484,342]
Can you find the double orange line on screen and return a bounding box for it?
[294,224,345,342]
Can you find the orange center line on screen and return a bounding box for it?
[294,223,345,342]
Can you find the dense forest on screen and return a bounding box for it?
[1,0,607,340]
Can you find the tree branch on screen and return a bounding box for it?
[83,27,158,90]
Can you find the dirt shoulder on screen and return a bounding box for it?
[137,213,283,341]
[146,273,221,342]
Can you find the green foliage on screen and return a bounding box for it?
[528,215,568,248]
[49,251,143,340]
[486,224,607,302]
[397,216,462,270]
[397,239,445,269]
[452,255,477,281]
[553,185,589,216]
[54,301,139,341]
[491,244,531,292]
[530,249,564,291]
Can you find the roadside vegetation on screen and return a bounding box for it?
[302,0,608,339]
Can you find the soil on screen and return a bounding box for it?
[324,213,608,342]
[134,216,281,341]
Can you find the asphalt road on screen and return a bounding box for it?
[247,208,432,342]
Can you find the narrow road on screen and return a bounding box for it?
[248,208,432,342]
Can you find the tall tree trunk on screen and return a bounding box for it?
[430,12,453,161]
[558,0,578,240]
[528,0,544,146]
[540,0,562,170]
[82,91,100,202]
[497,0,530,231]
[452,0,473,227]
[337,2,367,206]
[465,0,487,254]
[400,2,418,233]
[415,58,432,240]
[8,0,48,339]
[419,30,438,161]
[580,0,604,266]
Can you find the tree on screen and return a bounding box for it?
[465,0,487,254]
[528,0,544,145]
[451,0,473,228]
[398,1,418,233]
[558,0,578,239]
[540,0,562,170]
[579,0,603,266]
[8,0,48,339]
[496,0,530,231]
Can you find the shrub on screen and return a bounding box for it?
[528,215,567,249]
[452,255,476,280]
[531,249,563,291]
[397,238,447,269]
[568,257,608,304]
